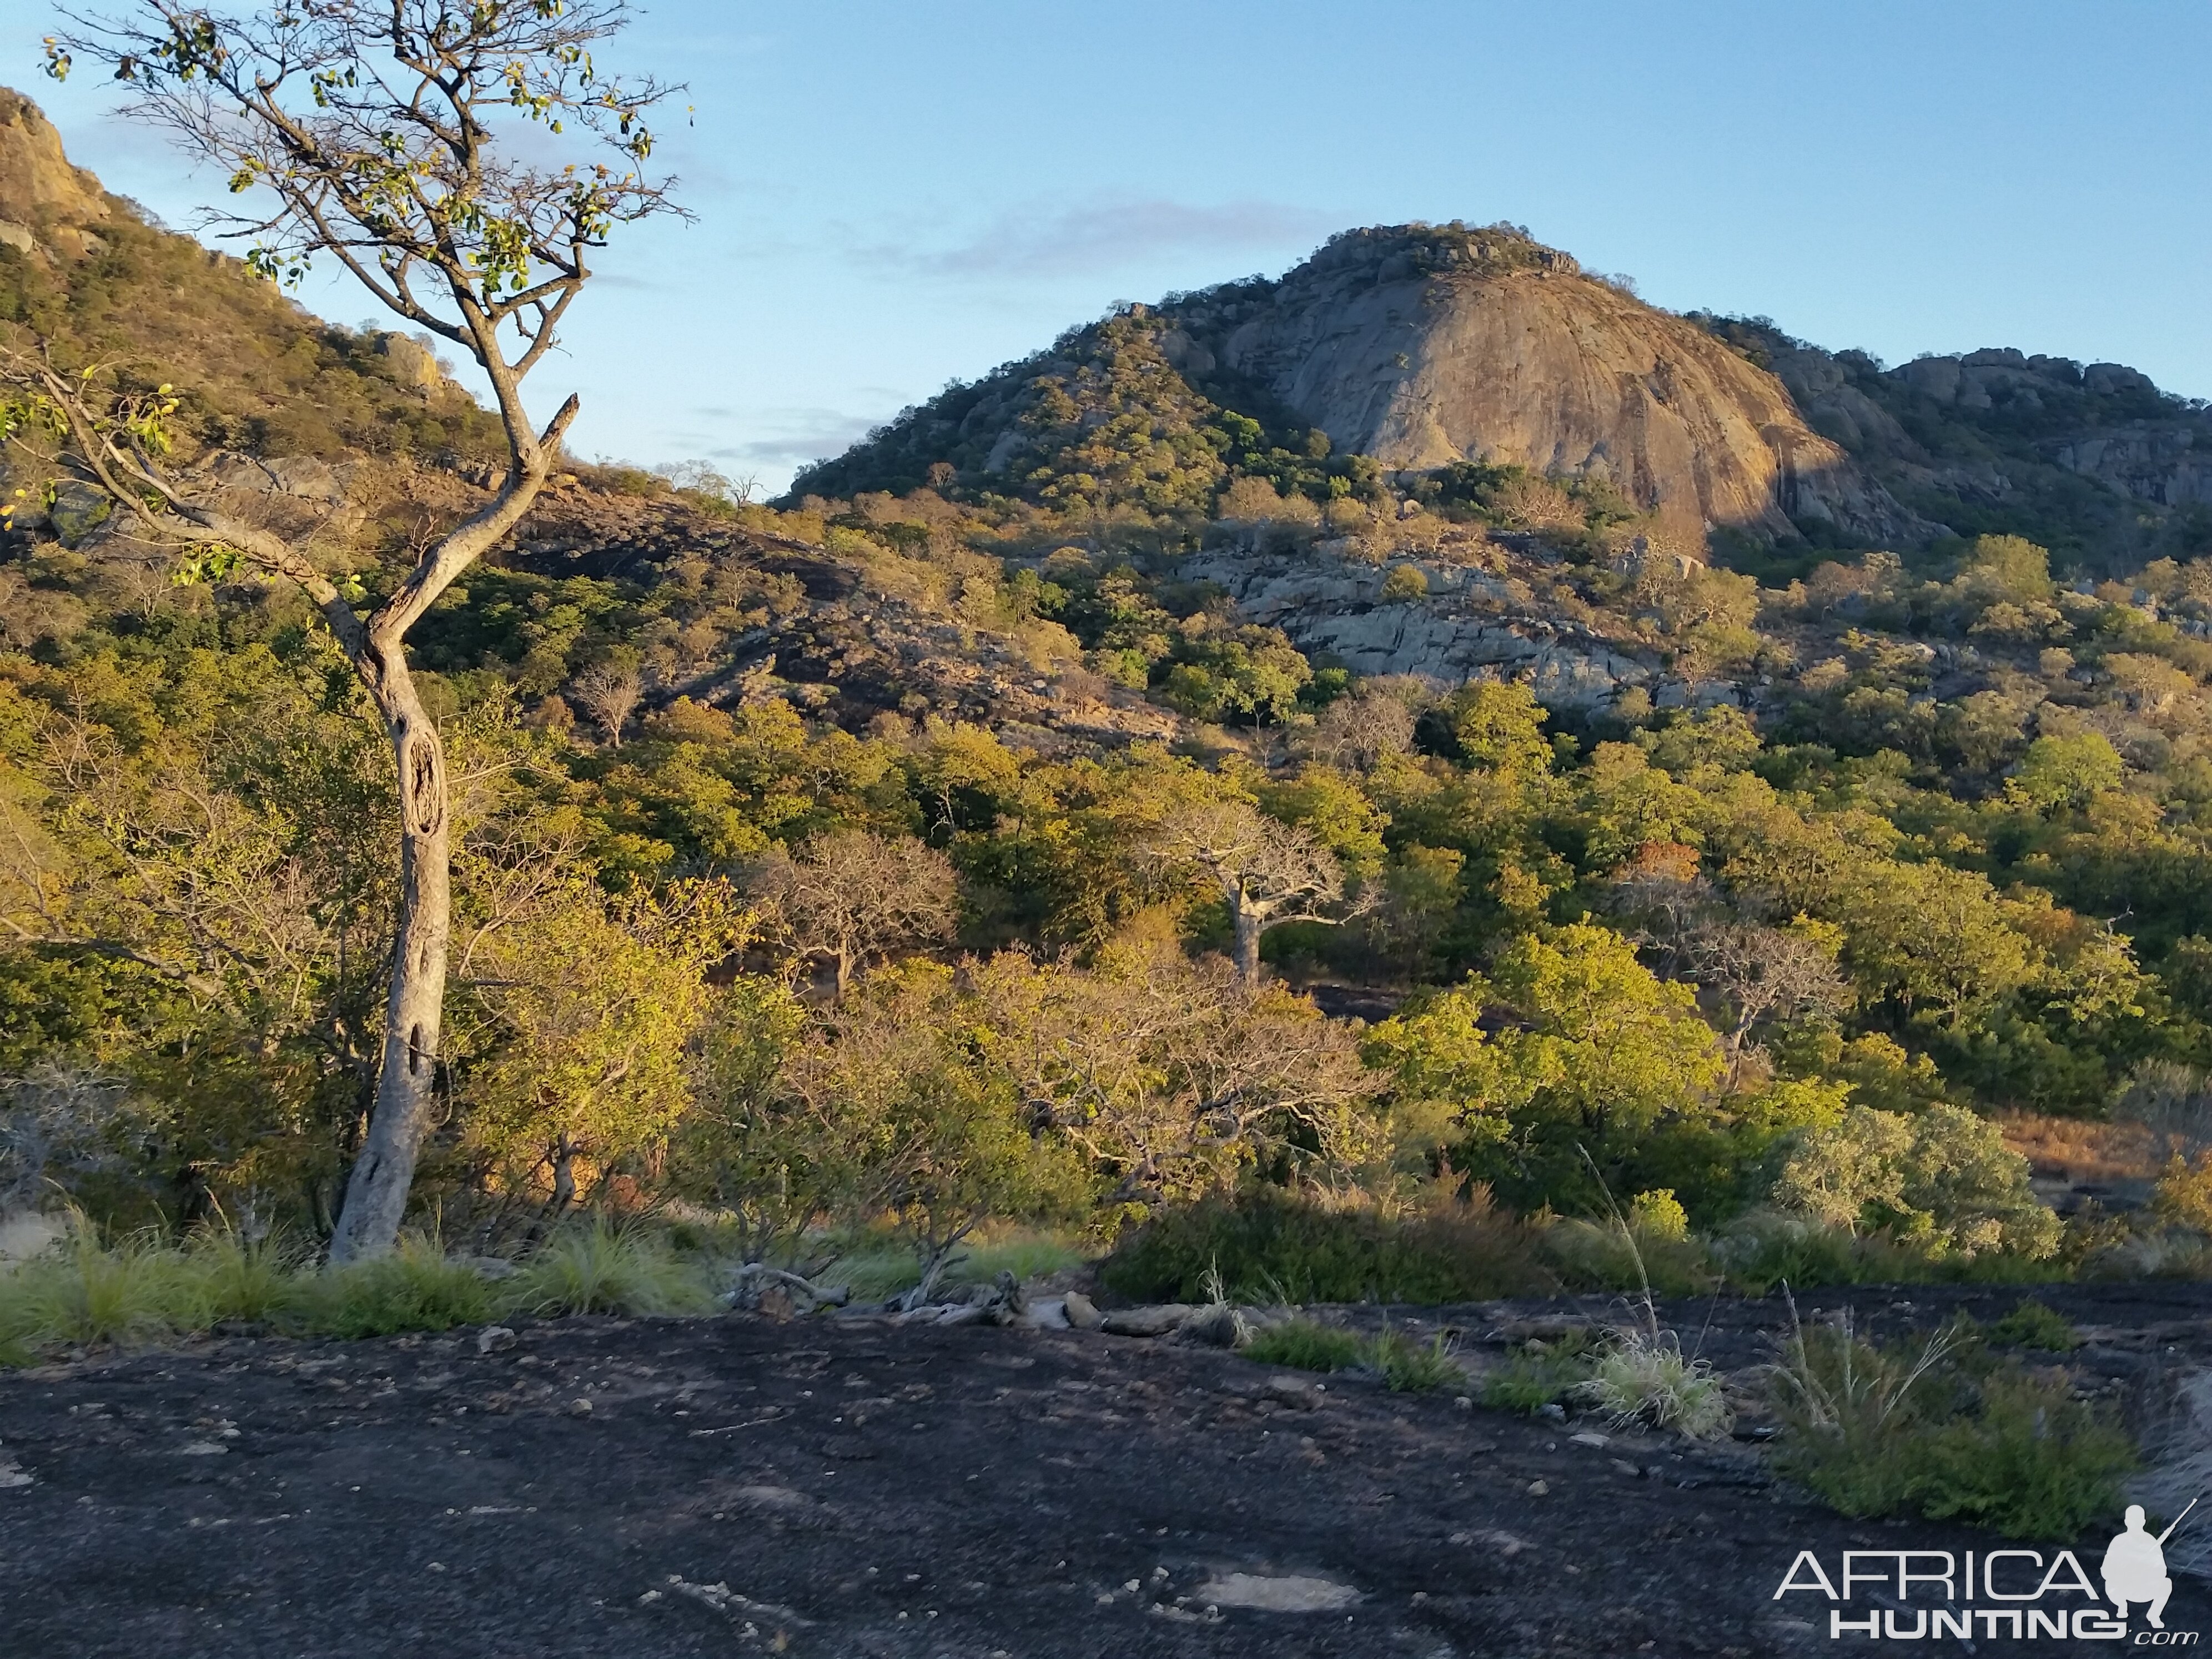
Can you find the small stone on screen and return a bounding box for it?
[1537,1403,1566,1422]
[1569,1431,1610,1447]
[1264,1375,1323,1410]
[476,1326,517,1355]
[567,1397,594,1418]
[1611,1459,1643,1478]
[1526,1479,1549,1496]
[177,1441,228,1457]
[1454,1395,1474,1410]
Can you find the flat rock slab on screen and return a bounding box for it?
[3,1286,2210,1656]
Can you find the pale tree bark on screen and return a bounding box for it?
[21,0,684,1260]
[1149,801,1370,988]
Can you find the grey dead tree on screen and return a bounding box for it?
[1683,922,1852,1083]
[748,830,959,996]
[1149,801,1371,987]
[13,1,685,1261]
[570,656,645,747]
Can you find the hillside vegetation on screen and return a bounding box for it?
[11,99,2212,1303]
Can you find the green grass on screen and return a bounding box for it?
[1478,1330,1602,1414]
[1101,1189,1546,1304]
[1243,1318,1363,1371]
[818,1224,1085,1306]
[1772,1308,2134,1540]
[511,1223,719,1317]
[1100,1191,2069,1308]
[1240,1318,1462,1391]
[1985,1298,2080,1351]
[295,1236,502,1339]
[1365,1328,1465,1392]
[0,1216,201,1350]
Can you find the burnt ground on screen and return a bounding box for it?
[3,1282,2212,1658]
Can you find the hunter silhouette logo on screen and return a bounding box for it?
[2105,1500,2193,1631]
[1773,1497,2203,1642]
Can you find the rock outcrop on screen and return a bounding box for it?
[1181,225,1933,546]
[1184,542,1662,711]
[0,89,109,258]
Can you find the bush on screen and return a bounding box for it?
[1772,1306,2134,1539]
[1099,1188,1547,1305]
[1915,1372,2135,1539]
[1542,1216,1711,1295]
[1243,1317,1363,1372]
[1986,1298,2079,1351]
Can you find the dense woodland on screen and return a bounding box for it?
[11,184,2212,1300]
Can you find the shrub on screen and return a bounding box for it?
[512,1221,718,1317]
[1099,1188,1547,1305]
[1914,1372,2135,1539]
[1772,1305,2134,1539]
[1986,1299,2079,1351]
[1773,1102,2061,1260]
[1243,1317,1363,1373]
[1542,1216,1710,1295]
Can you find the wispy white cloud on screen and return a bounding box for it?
[692,405,884,471]
[852,195,1339,280]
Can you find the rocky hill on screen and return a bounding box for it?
[799,222,2210,575]
[0,88,501,464]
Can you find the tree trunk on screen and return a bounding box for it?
[327,676,452,1264]
[1231,902,1264,988]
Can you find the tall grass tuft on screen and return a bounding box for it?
[185,1225,307,1326]
[0,1214,197,1350]
[298,1235,500,1339]
[1365,1328,1465,1392]
[513,1221,718,1317]
[1243,1317,1363,1373]
[1580,1330,1732,1438]
[1771,1298,2134,1539]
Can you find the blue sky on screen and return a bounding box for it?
[8,2,2209,492]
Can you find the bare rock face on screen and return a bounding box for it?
[0,89,109,255]
[1194,225,1933,546]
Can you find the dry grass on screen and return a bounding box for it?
[1996,1110,2159,1183]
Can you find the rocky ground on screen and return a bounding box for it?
[4,1283,2211,1658]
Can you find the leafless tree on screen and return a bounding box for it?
[1148,801,1369,987]
[570,658,644,748]
[1310,686,1418,771]
[748,830,959,996]
[2118,1060,2212,1164]
[1,1061,135,1213]
[979,941,1382,1204]
[9,1,685,1261]
[1683,922,1852,1080]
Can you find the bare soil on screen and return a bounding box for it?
[4,1282,2210,1658]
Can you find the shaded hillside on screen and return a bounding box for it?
[0,88,501,465]
[1699,314,2212,574]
